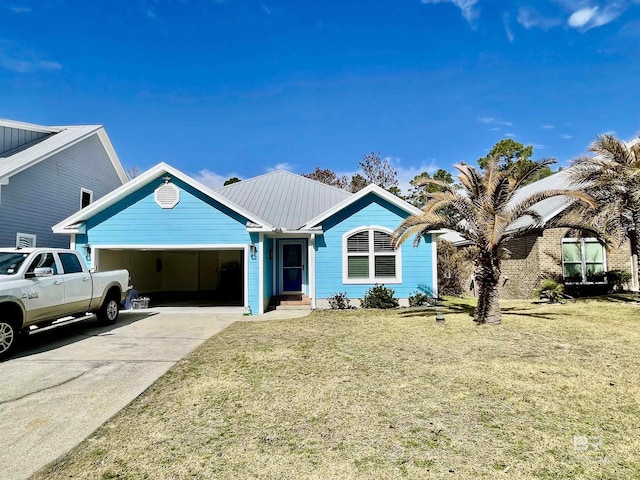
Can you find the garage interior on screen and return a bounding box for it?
[97,249,244,307]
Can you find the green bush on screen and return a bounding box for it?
[534,278,565,303]
[327,292,353,310]
[607,270,632,291]
[361,284,399,309]
[408,291,435,307]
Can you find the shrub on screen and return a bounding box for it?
[328,292,352,309]
[361,284,399,309]
[607,270,632,291]
[408,291,435,307]
[534,278,565,303]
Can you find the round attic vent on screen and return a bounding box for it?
[154,181,180,209]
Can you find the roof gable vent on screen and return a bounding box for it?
[154,176,180,209]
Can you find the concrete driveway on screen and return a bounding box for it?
[0,307,309,480]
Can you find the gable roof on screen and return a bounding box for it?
[215,170,352,230]
[301,183,423,229]
[52,162,273,234]
[0,119,128,183]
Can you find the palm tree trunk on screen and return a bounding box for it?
[474,251,502,324]
[629,228,640,293]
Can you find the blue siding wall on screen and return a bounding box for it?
[84,175,260,313]
[315,195,434,301]
[262,236,274,310]
[0,134,123,248]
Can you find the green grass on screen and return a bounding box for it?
[33,297,640,479]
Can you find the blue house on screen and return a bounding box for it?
[53,163,438,313]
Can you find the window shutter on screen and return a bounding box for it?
[375,256,396,277]
[374,231,393,252]
[347,231,369,252]
[348,257,369,278]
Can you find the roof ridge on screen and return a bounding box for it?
[216,169,353,196]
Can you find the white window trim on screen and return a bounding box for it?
[80,188,93,209]
[562,237,607,284]
[342,226,402,284]
[16,232,36,248]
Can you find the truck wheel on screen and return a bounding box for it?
[97,294,120,325]
[0,321,19,360]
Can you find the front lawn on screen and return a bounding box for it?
[34,298,640,479]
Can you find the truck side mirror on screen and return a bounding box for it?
[27,267,54,278]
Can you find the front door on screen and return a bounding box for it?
[280,240,305,294]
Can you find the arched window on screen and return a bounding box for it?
[562,237,606,283]
[343,227,401,283]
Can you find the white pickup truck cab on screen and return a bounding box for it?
[0,248,129,359]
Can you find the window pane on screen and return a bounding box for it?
[59,253,83,274]
[563,263,582,280]
[375,255,396,277]
[373,231,394,252]
[347,232,369,252]
[348,257,369,278]
[584,242,604,262]
[562,242,581,262]
[586,263,604,274]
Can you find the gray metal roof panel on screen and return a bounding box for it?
[215,170,352,229]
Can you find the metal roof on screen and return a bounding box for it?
[215,170,352,229]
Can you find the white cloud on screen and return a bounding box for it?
[517,7,562,30]
[541,124,555,129]
[561,134,573,139]
[9,6,31,13]
[479,117,513,127]
[0,57,62,73]
[565,3,626,31]
[260,2,272,15]
[503,12,515,41]
[192,169,242,189]
[421,0,480,24]
[505,132,518,138]
[267,163,293,172]
[145,9,156,19]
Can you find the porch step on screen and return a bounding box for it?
[269,294,311,310]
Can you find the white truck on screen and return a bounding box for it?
[0,248,129,359]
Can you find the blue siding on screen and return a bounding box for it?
[262,236,274,310]
[84,174,260,312]
[86,178,250,244]
[315,195,434,301]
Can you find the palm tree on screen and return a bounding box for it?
[392,157,594,324]
[569,134,640,287]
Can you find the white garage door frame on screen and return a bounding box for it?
[90,243,249,310]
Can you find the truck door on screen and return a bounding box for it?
[24,253,66,324]
[58,252,93,315]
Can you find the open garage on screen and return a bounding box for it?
[96,248,245,306]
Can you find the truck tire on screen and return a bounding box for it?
[97,293,120,325]
[0,320,19,360]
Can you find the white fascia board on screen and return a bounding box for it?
[52,162,273,233]
[92,244,248,250]
[301,184,422,229]
[0,118,62,133]
[96,128,129,184]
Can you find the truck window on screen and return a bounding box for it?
[0,252,29,275]
[59,253,84,274]
[26,253,58,275]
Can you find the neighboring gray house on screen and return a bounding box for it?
[0,119,128,248]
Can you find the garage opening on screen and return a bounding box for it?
[97,248,244,307]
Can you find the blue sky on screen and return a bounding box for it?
[1,0,639,192]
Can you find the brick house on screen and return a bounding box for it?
[441,169,638,299]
